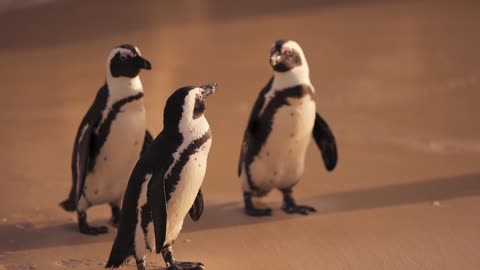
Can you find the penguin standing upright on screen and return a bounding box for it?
[106,84,217,270]
[60,44,153,235]
[238,40,338,216]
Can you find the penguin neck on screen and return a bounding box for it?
[271,64,311,90]
[106,75,144,102]
[179,113,210,142]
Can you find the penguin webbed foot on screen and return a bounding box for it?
[243,192,272,217]
[281,188,316,215]
[282,203,316,215]
[168,261,204,270]
[77,211,109,235]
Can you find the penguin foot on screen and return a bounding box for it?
[243,191,272,217]
[168,261,204,270]
[282,204,316,215]
[281,188,316,215]
[78,211,109,235]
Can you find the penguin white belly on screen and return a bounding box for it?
[164,139,212,246]
[84,108,146,205]
[250,97,315,190]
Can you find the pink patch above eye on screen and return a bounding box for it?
[282,47,293,54]
[120,50,135,59]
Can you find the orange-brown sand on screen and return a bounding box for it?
[0,0,479,269]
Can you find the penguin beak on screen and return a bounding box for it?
[270,51,284,66]
[135,55,152,70]
[200,83,217,100]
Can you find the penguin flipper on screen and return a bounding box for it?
[189,189,204,221]
[141,130,154,155]
[238,77,273,176]
[76,124,95,202]
[147,169,167,254]
[312,112,338,171]
[63,85,108,212]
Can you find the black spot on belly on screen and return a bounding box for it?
[290,112,294,117]
[198,164,201,168]
[195,158,197,161]
[266,152,270,157]
[134,141,139,146]
[104,156,108,161]
[290,133,294,138]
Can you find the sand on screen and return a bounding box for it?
[0,0,479,269]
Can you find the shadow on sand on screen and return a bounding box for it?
[1,172,479,252]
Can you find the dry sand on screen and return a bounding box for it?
[0,0,479,269]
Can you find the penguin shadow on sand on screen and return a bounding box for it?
[183,172,480,232]
[1,172,479,254]
[0,219,113,253]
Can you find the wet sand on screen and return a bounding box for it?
[0,0,479,269]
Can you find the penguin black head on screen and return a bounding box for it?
[107,44,152,78]
[163,83,217,131]
[269,40,306,72]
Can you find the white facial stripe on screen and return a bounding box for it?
[135,46,141,56]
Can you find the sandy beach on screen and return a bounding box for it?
[0,0,479,269]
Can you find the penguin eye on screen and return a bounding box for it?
[284,49,293,56]
[120,55,127,61]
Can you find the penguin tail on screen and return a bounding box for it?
[59,190,76,212]
[106,235,132,269]
[59,198,76,212]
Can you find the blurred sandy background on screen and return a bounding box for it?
[0,0,479,269]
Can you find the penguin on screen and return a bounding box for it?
[238,40,338,217]
[60,44,153,235]
[106,83,217,270]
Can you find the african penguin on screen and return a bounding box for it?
[238,40,338,216]
[106,83,217,270]
[60,44,153,235]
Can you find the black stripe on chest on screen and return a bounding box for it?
[245,84,313,186]
[88,91,144,172]
[164,130,212,202]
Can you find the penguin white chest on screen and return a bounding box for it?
[251,96,316,189]
[86,106,146,204]
[164,138,212,245]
